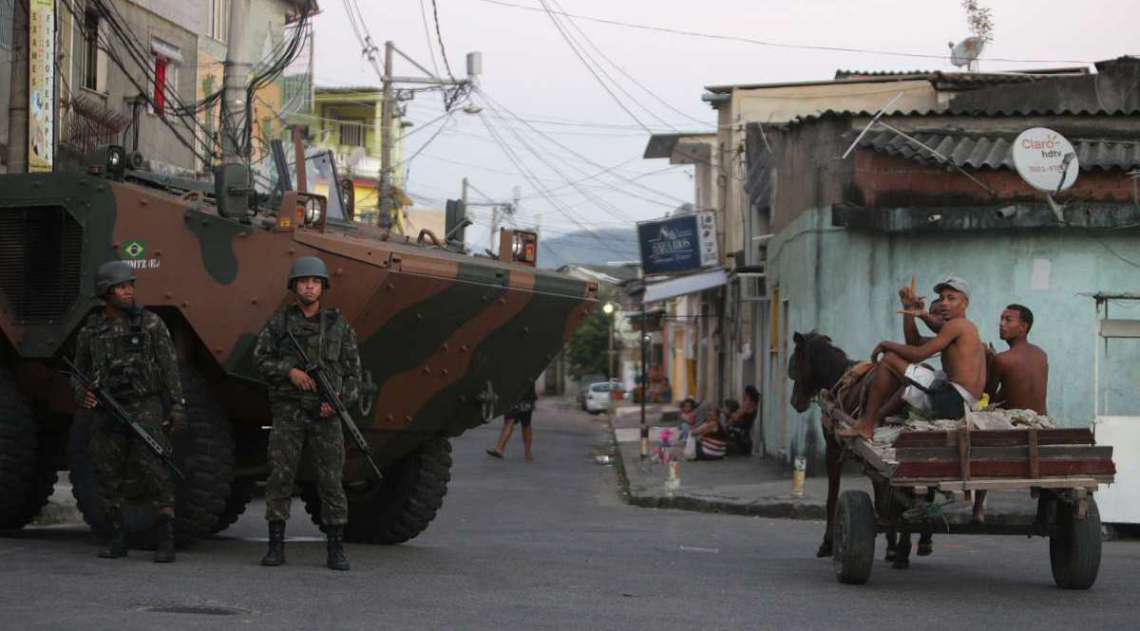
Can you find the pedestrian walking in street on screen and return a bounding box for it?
[253,256,363,571]
[486,385,538,462]
[72,261,187,562]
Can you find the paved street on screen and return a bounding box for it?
[2,400,1139,630]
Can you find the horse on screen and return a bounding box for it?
[788,331,931,568]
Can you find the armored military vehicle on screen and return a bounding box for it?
[0,146,595,544]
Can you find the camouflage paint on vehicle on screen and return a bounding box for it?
[0,172,596,475]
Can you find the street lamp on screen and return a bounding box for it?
[602,302,616,381]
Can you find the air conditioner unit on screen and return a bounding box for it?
[735,265,767,302]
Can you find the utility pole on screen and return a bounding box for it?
[489,205,499,251]
[6,0,29,173]
[379,40,396,231]
[461,176,469,212]
[372,41,481,232]
[217,0,253,217]
[222,0,252,163]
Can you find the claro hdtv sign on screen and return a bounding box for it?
[1012,127,1079,193]
[637,212,718,275]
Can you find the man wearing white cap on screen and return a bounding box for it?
[839,275,986,440]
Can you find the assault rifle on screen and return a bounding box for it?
[287,331,384,480]
[62,357,185,482]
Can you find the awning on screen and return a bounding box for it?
[643,268,727,303]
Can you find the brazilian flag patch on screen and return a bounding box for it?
[123,240,146,259]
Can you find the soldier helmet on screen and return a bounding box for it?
[95,260,137,295]
[288,256,330,290]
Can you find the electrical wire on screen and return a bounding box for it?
[475,0,1098,65]
[546,0,709,128]
[477,111,638,257]
[418,0,442,77]
[535,0,656,133]
[477,89,689,206]
[60,0,214,165]
[429,0,457,81]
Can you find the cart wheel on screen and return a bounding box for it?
[1049,497,1101,590]
[833,490,876,585]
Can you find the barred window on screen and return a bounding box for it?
[0,0,13,50]
[339,121,365,147]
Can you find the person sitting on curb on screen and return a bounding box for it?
[677,398,698,441]
[724,386,760,455]
[688,401,727,460]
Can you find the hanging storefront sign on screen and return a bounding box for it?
[27,0,56,173]
[637,212,719,275]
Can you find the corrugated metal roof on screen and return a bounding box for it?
[781,106,1140,129]
[857,130,1140,171]
[832,69,1045,89]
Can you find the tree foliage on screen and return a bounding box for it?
[566,307,611,379]
[962,0,994,42]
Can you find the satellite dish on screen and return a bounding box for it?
[949,36,986,70]
[1012,127,1080,193]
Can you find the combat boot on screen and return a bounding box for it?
[98,517,128,559]
[261,520,286,566]
[153,514,176,563]
[325,525,350,571]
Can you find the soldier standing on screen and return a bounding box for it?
[254,256,362,571]
[72,261,187,562]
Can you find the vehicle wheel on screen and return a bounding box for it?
[68,365,234,546]
[1050,497,1102,590]
[0,365,55,529]
[171,364,235,545]
[208,478,255,536]
[303,436,452,544]
[833,490,876,585]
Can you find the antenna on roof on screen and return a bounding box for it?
[949,36,986,72]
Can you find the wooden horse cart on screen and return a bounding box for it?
[820,397,1116,589]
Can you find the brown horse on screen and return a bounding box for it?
[788,331,855,558]
[788,331,931,567]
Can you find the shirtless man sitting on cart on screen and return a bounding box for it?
[839,276,987,440]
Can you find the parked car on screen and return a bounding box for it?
[576,373,606,410]
[585,382,618,414]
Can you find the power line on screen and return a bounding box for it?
[474,0,1097,65]
[535,0,656,133]
[477,89,689,206]
[476,111,635,257]
[478,96,646,224]
[547,0,709,128]
[429,0,457,81]
[418,0,442,77]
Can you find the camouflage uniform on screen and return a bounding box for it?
[72,307,184,518]
[254,305,362,526]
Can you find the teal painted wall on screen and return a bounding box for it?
[760,206,1140,464]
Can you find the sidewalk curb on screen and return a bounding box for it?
[605,416,826,521]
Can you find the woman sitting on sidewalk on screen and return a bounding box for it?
[689,401,728,460]
[724,386,760,456]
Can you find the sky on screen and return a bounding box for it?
[311,1,1137,251]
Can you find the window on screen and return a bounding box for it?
[82,8,101,91]
[209,0,229,43]
[148,38,182,117]
[339,121,365,147]
[0,0,13,50]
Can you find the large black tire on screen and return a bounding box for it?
[208,478,255,535]
[833,490,876,585]
[303,437,452,544]
[68,364,234,546]
[1050,497,1102,590]
[0,366,56,529]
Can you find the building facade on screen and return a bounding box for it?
[746,57,1140,469]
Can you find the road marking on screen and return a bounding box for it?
[679,545,719,554]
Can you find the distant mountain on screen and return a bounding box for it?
[537,228,640,269]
